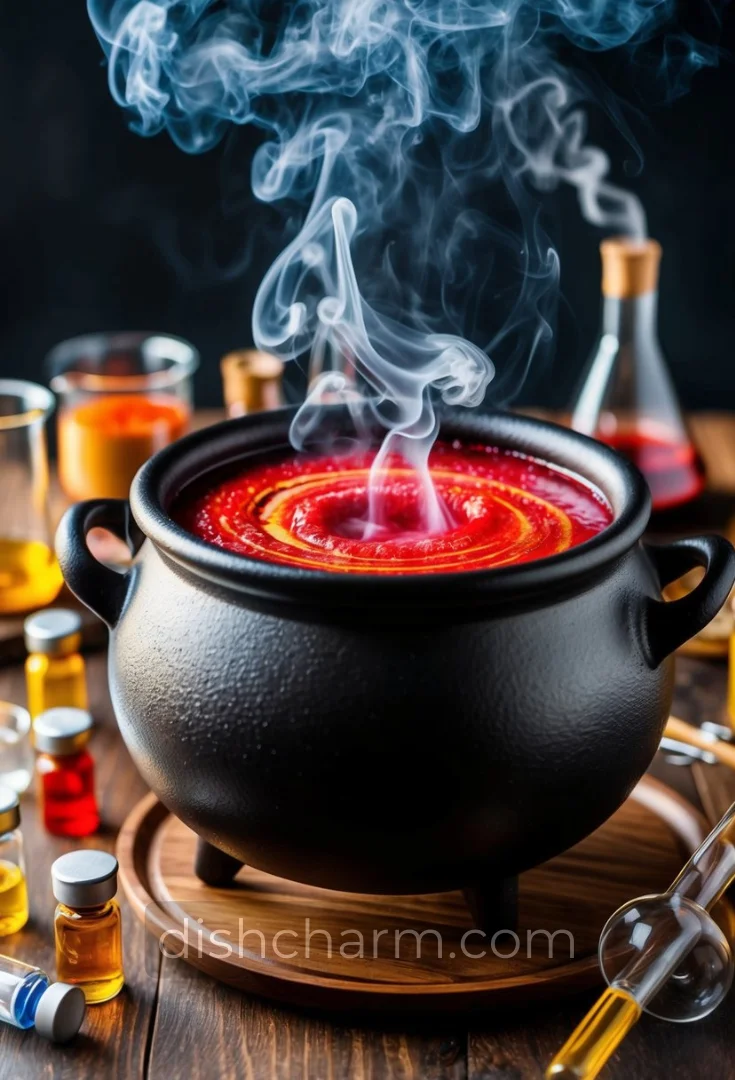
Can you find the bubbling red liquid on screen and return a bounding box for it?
[175,442,613,575]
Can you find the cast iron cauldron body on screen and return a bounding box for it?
[57,409,735,895]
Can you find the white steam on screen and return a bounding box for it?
[87,0,710,534]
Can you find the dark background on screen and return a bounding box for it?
[1,2,733,410]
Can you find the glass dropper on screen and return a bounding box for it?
[546,802,735,1079]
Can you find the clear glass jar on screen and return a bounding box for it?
[0,702,33,794]
[0,380,62,614]
[0,786,29,936]
[48,331,199,502]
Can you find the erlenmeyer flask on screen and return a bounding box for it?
[571,238,705,512]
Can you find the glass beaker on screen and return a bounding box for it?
[0,703,33,795]
[48,332,199,502]
[0,380,62,614]
[570,238,705,512]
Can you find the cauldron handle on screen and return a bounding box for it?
[644,535,735,667]
[55,499,144,628]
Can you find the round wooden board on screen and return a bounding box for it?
[118,776,710,1014]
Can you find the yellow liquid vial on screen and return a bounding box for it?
[55,899,124,1003]
[26,652,88,718]
[0,860,29,937]
[0,539,63,615]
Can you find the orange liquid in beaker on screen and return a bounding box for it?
[0,538,64,614]
[58,393,189,501]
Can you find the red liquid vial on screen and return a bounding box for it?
[33,709,99,838]
[571,238,705,512]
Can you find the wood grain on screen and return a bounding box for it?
[0,654,156,1080]
[1,414,735,1080]
[149,960,467,1080]
[117,778,705,1014]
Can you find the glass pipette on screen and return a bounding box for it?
[546,802,735,1079]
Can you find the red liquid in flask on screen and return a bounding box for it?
[599,428,705,512]
[37,749,100,837]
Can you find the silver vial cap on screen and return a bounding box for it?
[34,982,86,1042]
[24,609,83,657]
[52,850,118,908]
[33,708,93,756]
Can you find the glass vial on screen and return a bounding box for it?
[0,380,63,614]
[0,702,33,794]
[52,850,124,1004]
[33,708,99,837]
[0,785,29,936]
[0,954,85,1041]
[24,609,88,719]
[570,238,705,512]
[24,609,87,717]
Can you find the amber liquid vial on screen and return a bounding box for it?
[54,900,124,1003]
[51,850,124,1003]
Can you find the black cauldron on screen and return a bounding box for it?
[56,409,735,903]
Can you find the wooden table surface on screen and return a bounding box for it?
[1,412,735,1080]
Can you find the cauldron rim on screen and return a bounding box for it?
[129,405,651,610]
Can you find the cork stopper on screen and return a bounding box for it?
[220,350,284,417]
[600,237,662,299]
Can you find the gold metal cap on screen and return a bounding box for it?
[0,784,20,834]
[33,708,93,756]
[220,349,284,417]
[600,237,662,299]
[24,609,83,657]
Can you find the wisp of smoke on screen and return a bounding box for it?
[87,0,719,535]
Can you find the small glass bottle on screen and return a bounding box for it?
[52,850,124,1004]
[33,708,99,837]
[0,955,85,1041]
[0,701,33,794]
[0,785,29,936]
[24,609,88,719]
[0,379,62,614]
[570,237,705,512]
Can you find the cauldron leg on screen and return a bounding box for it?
[194,837,245,887]
[462,875,518,934]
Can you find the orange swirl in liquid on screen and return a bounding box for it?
[175,442,613,575]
